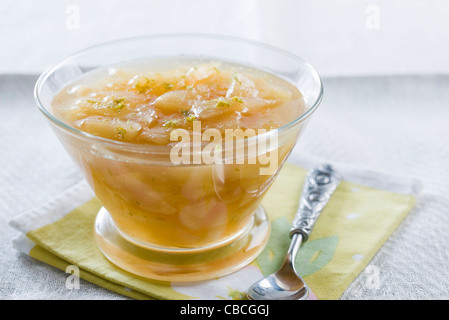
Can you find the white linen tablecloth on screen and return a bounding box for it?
[1,73,448,299]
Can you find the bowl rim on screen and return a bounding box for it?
[34,33,323,153]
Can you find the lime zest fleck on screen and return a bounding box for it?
[180,109,197,122]
[215,97,231,108]
[134,76,152,93]
[163,119,180,128]
[111,97,126,112]
[232,73,242,85]
[163,83,174,91]
[185,114,197,122]
[180,109,190,116]
[231,96,244,103]
[116,126,127,139]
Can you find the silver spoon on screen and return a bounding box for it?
[247,164,341,300]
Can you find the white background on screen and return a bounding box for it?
[1,0,448,77]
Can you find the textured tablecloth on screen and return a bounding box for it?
[1,73,448,299]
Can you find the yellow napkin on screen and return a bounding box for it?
[10,163,418,300]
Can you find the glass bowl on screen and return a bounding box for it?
[34,34,323,282]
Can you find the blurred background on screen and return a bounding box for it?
[1,0,448,77]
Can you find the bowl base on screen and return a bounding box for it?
[94,206,270,282]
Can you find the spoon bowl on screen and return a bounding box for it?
[247,233,309,300]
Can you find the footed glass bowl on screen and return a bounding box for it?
[34,34,323,282]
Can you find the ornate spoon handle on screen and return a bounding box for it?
[290,164,341,241]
